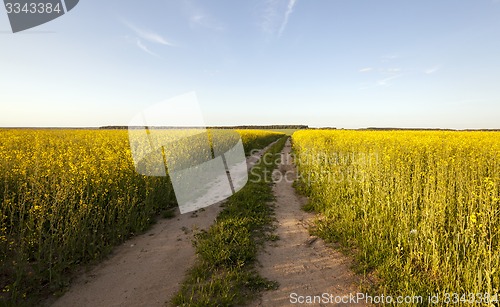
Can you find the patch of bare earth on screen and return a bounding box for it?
[47,142,277,307]
[254,139,367,306]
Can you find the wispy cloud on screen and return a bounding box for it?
[184,1,224,31]
[261,0,280,34]
[386,68,401,73]
[261,0,298,37]
[377,74,403,86]
[203,69,222,77]
[425,65,442,74]
[123,21,175,46]
[278,0,297,36]
[359,67,373,73]
[359,68,404,89]
[121,19,175,57]
[381,54,400,62]
[358,54,412,88]
[136,39,160,58]
[190,14,224,31]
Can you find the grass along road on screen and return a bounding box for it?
[254,139,365,306]
[171,137,287,306]
[48,139,282,307]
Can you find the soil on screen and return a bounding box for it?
[48,142,275,307]
[48,139,366,306]
[253,139,367,306]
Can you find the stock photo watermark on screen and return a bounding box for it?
[248,149,375,185]
[289,292,500,305]
[128,92,248,214]
[127,92,379,215]
[290,292,424,304]
[3,0,79,32]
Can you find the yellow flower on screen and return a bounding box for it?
[470,213,477,224]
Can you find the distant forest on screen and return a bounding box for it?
[101,125,309,130]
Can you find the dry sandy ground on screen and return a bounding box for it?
[254,139,367,307]
[48,142,276,307]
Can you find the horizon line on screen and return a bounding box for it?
[1,125,500,131]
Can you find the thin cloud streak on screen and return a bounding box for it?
[381,54,400,62]
[377,74,403,86]
[278,0,297,36]
[136,39,161,58]
[123,20,175,46]
[358,73,404,90]
[184,0,224,31]
[260,0,298,37]
[386,68,401,73]
[189,14,224,31]
[261,0,279,34]
[359,67,373,72]
[425,65,442,74]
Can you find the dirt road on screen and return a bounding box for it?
[49,138,365,306]
[254,139,366,306]
[48,142,276,307]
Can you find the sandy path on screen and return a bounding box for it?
[254,139,367,306]
[48,141,277,307]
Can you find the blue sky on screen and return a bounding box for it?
[1,0,500,128]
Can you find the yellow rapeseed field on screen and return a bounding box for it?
[293,130,500,304]
[0,128,282,303]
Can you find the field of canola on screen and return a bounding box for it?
[293,130,500,302]
[0,128,283,302]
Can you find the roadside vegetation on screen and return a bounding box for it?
[0,128,282,306]
[237,129,284,155]
[293,130,500,305]
[172,136,288,306]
